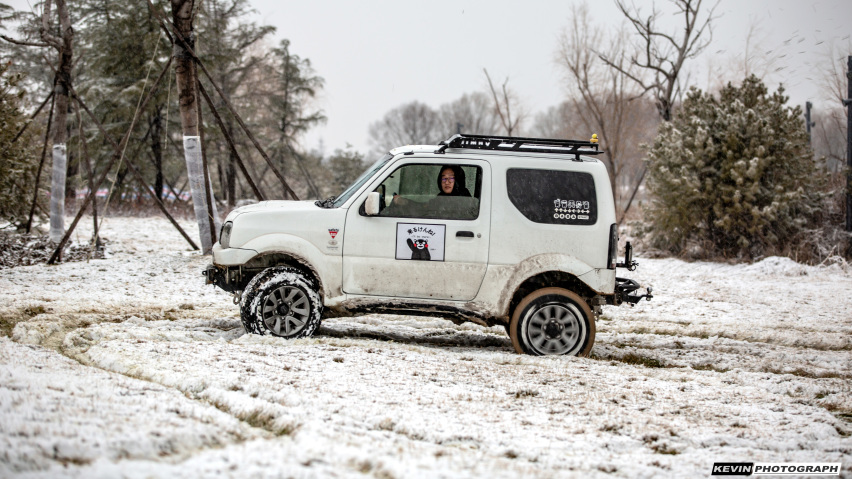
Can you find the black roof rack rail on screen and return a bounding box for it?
[434,133,602,160]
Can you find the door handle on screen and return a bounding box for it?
[456,231,474,238]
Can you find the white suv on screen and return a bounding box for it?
[205,134,651,356]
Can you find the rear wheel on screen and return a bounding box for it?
[509,288,595,356]
[240,266,322,338]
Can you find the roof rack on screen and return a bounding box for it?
[434,134,603,161]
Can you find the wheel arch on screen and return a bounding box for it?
[508,270,596,321]
[242,252,323,296]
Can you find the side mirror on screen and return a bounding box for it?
[365,192,380,216]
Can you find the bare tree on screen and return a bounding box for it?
[703,18,785,94]
[483,68,525,136]
[556,3,656,220]
[532,103,584,139]
[367,101,441,156]
[438,91,498,137]
[588,0,718,220]
[603,0,719,122]
[813,41,852,172]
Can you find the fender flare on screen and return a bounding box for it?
[495,253,597,317]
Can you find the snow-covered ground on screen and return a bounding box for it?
[1,216,850,478]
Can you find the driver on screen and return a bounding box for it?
[435,165,471,197]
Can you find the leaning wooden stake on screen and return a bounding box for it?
[287,143,321,199]
[195,53,299,200]
[48,58,180,264]
[196,77,218,244]
[145,0,298,200]
[196,82,265,201]
[72,93,200,251]
[12,90,54,144]
[74,103,100,247]
[25,92,56,234]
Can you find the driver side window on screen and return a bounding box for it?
[369,163,481,221]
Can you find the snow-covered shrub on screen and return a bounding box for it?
[644,75,831,261]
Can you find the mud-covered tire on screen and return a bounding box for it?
[508,288,595,356]
[239,266,323,338]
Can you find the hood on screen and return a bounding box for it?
[227,200,319,221]
[225,200,346,250]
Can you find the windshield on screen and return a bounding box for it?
[328,153,393,208]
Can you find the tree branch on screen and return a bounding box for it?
[0,34,49,48]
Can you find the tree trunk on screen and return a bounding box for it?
[64,113,78,214]
[226,153,236,208]
[171,0,216,253]
[114,165,128,200]
[150,108,164,201]
[47,0,73,242]
[225,119,237,208]
[64,144,78,203]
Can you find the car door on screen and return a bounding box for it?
[342,159,490,301]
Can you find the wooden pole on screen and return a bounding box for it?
[72,93,200,251]
[12,90,54,144]
[196,77,217,244]
[73,102,100,247]
[146,0,298,200]
[48,58,182,264]
[196,81,264,201]
[25,92,56,233]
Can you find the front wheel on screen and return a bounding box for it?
[509,288,595,356]
[240,266,323,338]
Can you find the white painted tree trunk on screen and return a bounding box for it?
[49,144,67,242]
[183,136,218,253]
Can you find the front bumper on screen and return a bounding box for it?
[204,263,243,293]
[211,242,258,266]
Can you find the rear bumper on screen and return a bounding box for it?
[614,277,653,305]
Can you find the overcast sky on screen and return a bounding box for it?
[7,0,852,157]
[251,0,851,157]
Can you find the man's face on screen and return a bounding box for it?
[440,168,455,194]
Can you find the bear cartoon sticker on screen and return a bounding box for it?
[395,223,446,261]
[407,238,431,260]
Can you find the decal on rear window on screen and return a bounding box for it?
[507,169,597,225]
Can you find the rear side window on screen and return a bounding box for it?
[507,168,597,225]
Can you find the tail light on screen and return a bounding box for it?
[607,223,618,269]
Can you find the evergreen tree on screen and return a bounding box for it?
[645,75,821,259]
[269,39,325,144]
[326,147,366,197]
[195,0,276,205]
[0,63,43,226]
[76,0,173,202]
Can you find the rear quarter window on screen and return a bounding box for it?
[506,168,597,225]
